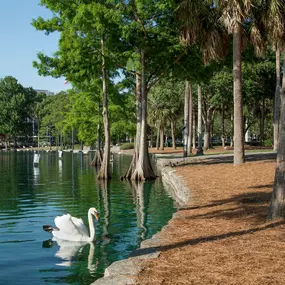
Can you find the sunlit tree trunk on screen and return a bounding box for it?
[156,124,160,150]
[268,55,285,219]
[221,104,225,148]
[230,114,234,147]
[150,128,154,148]
[273,46,281,151]
[131,51,156,181]
[233,22,245,165]
[192,110,196,150]
[171,120,176,149]
[91,100,102,166]
[125,72,141,179]
[183,80,189,157]
[260,99,265,145]
[37,119,40,149]
[197,85,203,155]
[159,126,164,150]
[187,80,193,155]
[98,37,110,180]
[203,107,215,150]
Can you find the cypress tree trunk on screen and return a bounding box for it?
[233,22,245,165]
[125,72,142,179]
[268,56,285,219]
[91,102,102,167]
[273,47,281,151]
[98,37,110,180]
[131,51,156,181]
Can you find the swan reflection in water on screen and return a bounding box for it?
[42,238,97,274]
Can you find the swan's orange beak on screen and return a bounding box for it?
[94,212,99,221]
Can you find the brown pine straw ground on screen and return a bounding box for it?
[134,148,285,285]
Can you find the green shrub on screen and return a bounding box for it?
[263,139,273,147]
[120,142,134,150]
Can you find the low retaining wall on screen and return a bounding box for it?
[92,164,189,285]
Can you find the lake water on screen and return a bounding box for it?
[0,151,176,284]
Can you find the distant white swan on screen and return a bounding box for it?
[43,208,99,242]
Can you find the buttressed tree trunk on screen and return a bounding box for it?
[98,37,110,180]
[131,51,156,181]
[268,55,285,219]
[125,72,142,179]
[233,22,245,165]
[273,46,281,151]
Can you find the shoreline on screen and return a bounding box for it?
[92,150,280,285]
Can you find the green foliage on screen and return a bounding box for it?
[148,78,184,128]
[0,76,37,139]
[120,142,134,150]
[264,139,273,147]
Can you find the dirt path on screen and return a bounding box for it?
[134,150,285,285]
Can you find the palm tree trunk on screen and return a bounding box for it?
[260,98,265,145]
[197,85,203,155]
[192,111,196,150]
[233,22,245,165]
[187,80,193,155]
[156,124,160,150]
[268,54,285,219]
[183,80,190,157]
[171,120,176,149]
[203,116,211,150]
[221,104,225,148]
[98,37,110,180]
[159,126,164,150]
[273,47,281,151]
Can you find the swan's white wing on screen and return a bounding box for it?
[54,214,88,238]
[71,216,89,236]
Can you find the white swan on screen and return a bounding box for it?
[43,208,99,242]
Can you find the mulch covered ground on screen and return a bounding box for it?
[134,148,285,285]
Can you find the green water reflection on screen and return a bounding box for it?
[0,151,176,284]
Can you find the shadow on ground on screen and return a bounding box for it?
[130,220,284,257]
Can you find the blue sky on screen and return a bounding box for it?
[0,0,70,93]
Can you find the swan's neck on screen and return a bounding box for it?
[88,211,95,241]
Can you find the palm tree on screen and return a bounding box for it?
[263,1,285,151]
[266,0,285,219]
[178,0,272,164]
[268,57,285,219]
